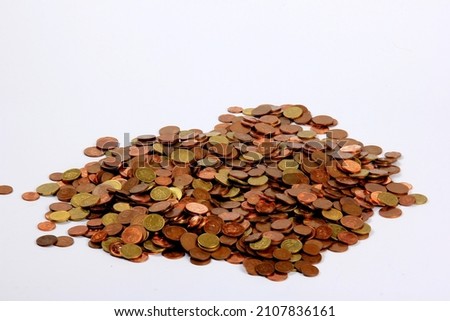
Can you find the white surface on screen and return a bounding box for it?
[0,0,449,301]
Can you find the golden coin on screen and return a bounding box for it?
[283,106,303,119]
[70,193,99,207]
[135,167,156,183]
[171,149,195,163]
[69,207,89,221]
[377,192,399,207]
[101,213,119,226]
[62,168,81,181]
[143,214,165,232]
[281,239,303,253]
[249,236,271,250]
[352,223,372,235]
[120,243,143,260]
[197,233,220,251]
[150,186,172,201]
[322,208,343,221]
[411,193,428,205]
[49,210,71,222]
[36,183,60,196]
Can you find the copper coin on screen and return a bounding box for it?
[130,252,149,263]
[37,221,56,232]
[90,230,108,243]
[300,263,319,277]
[96,136,119,150]
[379,206,402,219]
[226,252,246,264]
[271,218,293,230]
[190,257,211,266]
[103,223,123,236]
[328,242,349,253]
[22,191,40,201]
[315,225,333,240]
[399,194,416,206]
[36,235,58,247]
[272,248,292,261]
[84,146,104,157]
[189,247,211,261]
[121,225,144,244]
[221,222,246,237]
[49,202,73,212]
[386,182,409,195]
[274,261,294,274]
[243,258,262,276]
[297,192,317,204]
[267,272,289,282]
[303,239,323,255]
[0,185,13,195]
[185,202,209,215]
[48,172,63,181]
[180,232,198,252]
[337,231,359,245]
[211,246,232,260]
[68,225,89,237]
[162,249,185,260]
[340,216,364,230]
[162,225,187,241]
[255,261,275,276]
[55,236,74,247]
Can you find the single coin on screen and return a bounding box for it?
[211,246,232,260]
[36,235,58,247]
[68,225,89,237]
[180,232,198,252]
[84,146,104,157]
[143,214,165,232]
[55,236,74,247]
[162,225,187,241]
[120,243,143,260]
[303,239,323,255]
[340,216,364,230]
[273,248,292,261]
[386,182,409,195]
[411,193,428,205]
[185,202,209,215]
[281,239,303,253]
[379,206,402,219]
[322,208,343,221]
[255,261,276,276]
[48,172,63,181]
[250,236,272,251]
[300,263,319,277]
[0,185,13,195]
[62,168,82,181]
[275,261,294,274]
[337,231,359,245]
[37,221,56,231]
[96,136,119,150]
[377,192,399,207]
[135,167,156,183]
[121,225,145,244]
[189,247,211,261]
[150,186,172,201]
[49,202,73,212]
[49,210,71,222]
[297,192,317,204]
[283,106,303,119]
[398,195,416,206]
[36,183,60,196]
[197,233,220,251]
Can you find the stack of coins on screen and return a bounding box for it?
[27,104,427,281]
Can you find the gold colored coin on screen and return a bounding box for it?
[102,213,119,226]
[248,176,268,186]
[120,243,143,260]
[62,168,82,181]
[249,236,271,251]
[377,192,399,207]
[49,210,71,222]
[143,214,165,232]
[171,149,195,163]
[36,183,60,196]
[135,167,156,183]
[283,106,303,119]
[281,238,302,253]
[197,233,220,251]
[411,193,428,205]
[69,207,89,221]
[150,186,172,201]
[322,208,343,221]
[352,223,372,235]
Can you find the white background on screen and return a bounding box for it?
[0,0,449,301]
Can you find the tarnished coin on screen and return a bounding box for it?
[36,235,58,247]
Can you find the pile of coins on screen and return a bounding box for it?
[28,104,426,281]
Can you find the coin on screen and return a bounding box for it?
[143,214,165,232]
[55,236,74,247]
[197,233,220,251]
[36,183,60,196]
[120,243,143,260]
[36,235,58,247]
[37,221,56,231]
[0,185,13,195]
[185,202,209,215]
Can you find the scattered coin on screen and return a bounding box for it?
[0,185,13,195]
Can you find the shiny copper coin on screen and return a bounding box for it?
[55,236,74,247]
[297,192,317,204]
[162,225,187,241]
[221,222,246,237]
[84,146,104,157]
[36,235,58,247]
[121,225,144,244]
[315,225,333,240]
[185,202,209,215]
[37,221,56,232]
[22,191,40,201]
